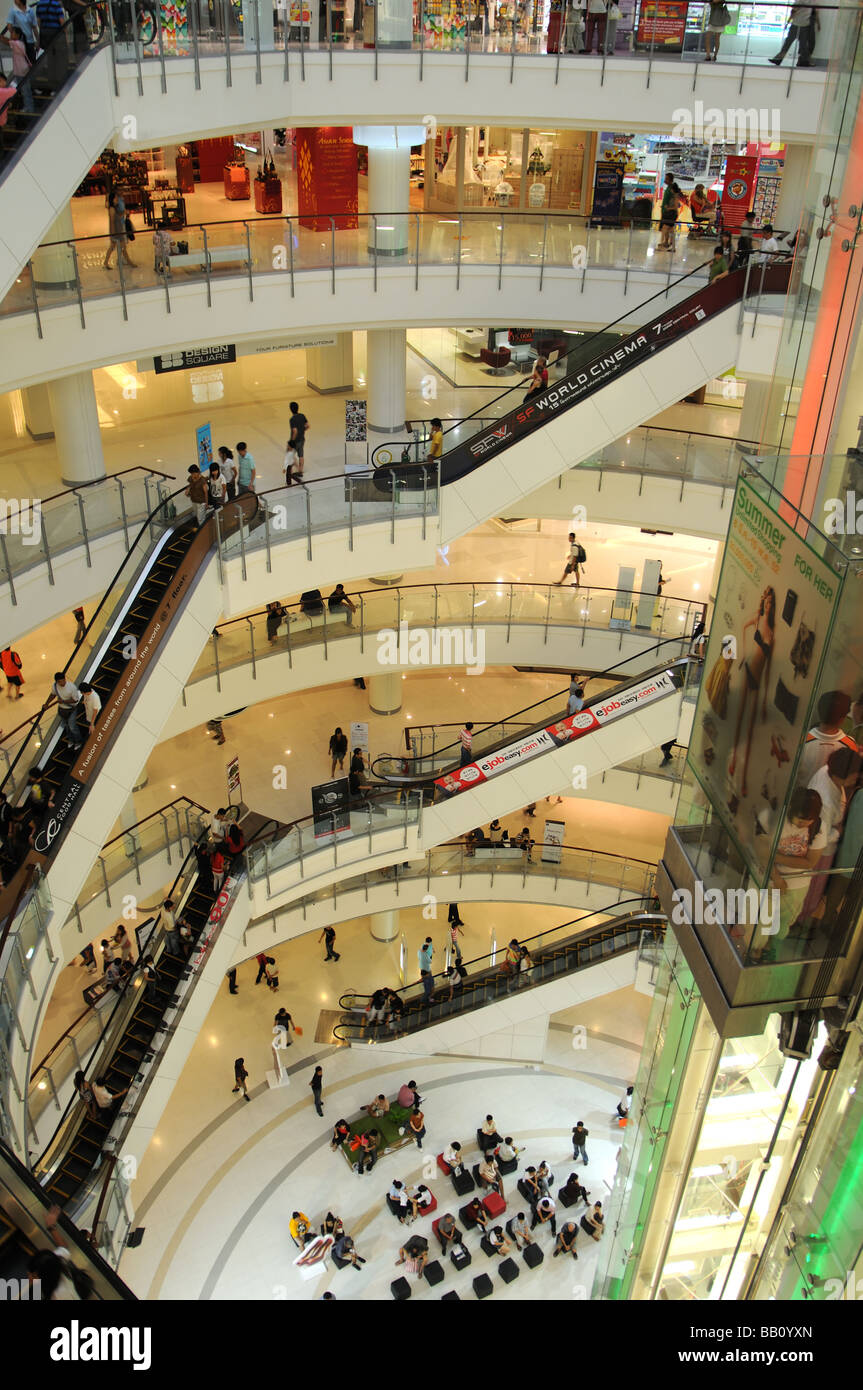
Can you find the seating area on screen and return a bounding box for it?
[479,345,512,375]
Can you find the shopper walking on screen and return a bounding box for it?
[704,0,730,59]
[556,532,585,587]
[585,0,606,52]
[103,191,135,268]
[658,172,679,250]
[329,726,349,777]
[310,1064,324,1116]
[0,646,24,699]
[460,722,474,766]
[572,1121,589,1164]
[449,915,464,963]
[236,442,256,492]
[288,401,309,481]
[72,606,87,645]
[232,1057,251,1101]
[319,925,340,961]
[418,935,434,974]
[769,3,814,65]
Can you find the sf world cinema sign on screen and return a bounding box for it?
[434,671,677,796]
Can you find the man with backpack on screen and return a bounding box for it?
[0,646,24,698]
[556,532,586,587]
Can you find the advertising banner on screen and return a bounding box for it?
[345,400,367,442]
[155,346,236,373]
[226,754,242,804]
[591,163,624,226]
[311,777,352,841]
[296,127,358,231]
[689,478,841,884]
[721,155,758,231]
[541,819,565,864]
[635,0,688,49]
[434,671,676,796]
[195,422,213,469]
[350,721,369,753]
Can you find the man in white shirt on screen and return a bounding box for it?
[78,681,101,735]
[443,1141,465,1174]
[769,4,815,66]
[52,671,84,749]
[757,223,782,263]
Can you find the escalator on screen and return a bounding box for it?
[370,637,695,794]
[0,487,258,919]
[0,1138,134,1297]
[334,902,665,1043]
[371,259,791,500]
[37,838,219,1209]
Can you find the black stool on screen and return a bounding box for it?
[441,1290,460,1300]
[450,1245,472,1271]
[391,1276,412,1299]
[473,1273,494,1299]
[451,1169,475,1196]
[499,1257,519,1284]
[523,1243,544,1269]
[424,1259,445,1286]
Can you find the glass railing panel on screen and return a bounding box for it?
[416,216,461,269]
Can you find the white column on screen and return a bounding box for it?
[48,372,106,486]
[366,328,406,435]
[367,145,411,257]
[306,333,354,393]
[21,384,54,441]
[774,145,812,238]
[368,672,402,715]
[370,909,399,941]
[31,207,77,290]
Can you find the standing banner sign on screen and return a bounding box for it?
[635,0,688,49]
[345,401,367,441]
[297,128,358,231]
[196,422,213,470]
[689,477,841,885]
[721,156,758,231]
[226,755,242,806]
[541,820,565,864]
[591,163,624,226]
[311,777,352,841]
[350,721,369,753]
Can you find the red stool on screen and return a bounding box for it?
[421,1193,438,1216]
[436,1153,453,1176]
[482,1192,506,1220]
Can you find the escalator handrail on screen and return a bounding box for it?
[245,788,425,857]
[337,897,664,1012]
[0,480,192,800]
[370,258,719,468]
[372,639,694,781]
[0,1,108,131]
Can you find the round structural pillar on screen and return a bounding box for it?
[370,909,399,942]
[366,328,406,436]
[31,206,77,291]
[368,672,402,716]
[367,145,411,257]
[48,372,106,486]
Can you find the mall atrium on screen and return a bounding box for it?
[0,0,860,1334]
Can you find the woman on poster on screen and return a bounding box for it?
[728,587,775,800]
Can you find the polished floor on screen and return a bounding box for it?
[115,891,652,1300]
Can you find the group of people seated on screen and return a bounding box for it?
[289,1210,367,1270]
[387,1178,434,1224]
[466,821,534,858]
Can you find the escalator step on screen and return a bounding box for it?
[60,1156,94,1182]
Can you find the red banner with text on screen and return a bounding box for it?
[296,127,358,232]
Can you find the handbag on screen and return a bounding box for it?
[124,215,135,242]
[608,2,621,16]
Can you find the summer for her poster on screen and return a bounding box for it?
[690,478,840,884]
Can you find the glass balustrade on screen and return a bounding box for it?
[247,788,424,888]
[0,469,176,604]
[187,581,700,687]
[0,213,731,329]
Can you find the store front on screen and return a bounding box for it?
[424,125,594,213]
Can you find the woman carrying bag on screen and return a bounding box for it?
[704,1,730,61]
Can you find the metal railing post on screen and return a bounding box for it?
[498,213,505,290]
[26,259,42,340]
[202,225,212,307]
[188,0,201,88]
[154,0,167,91]
[283,0,290,81]
[506,582,513,641]
[245,222,254,301]
[373,0,377,79]
[348,474,354,549]
[305,485,312,560]
[105,0,120,95]
[419,0,425,78]
[214,507,224,584]
[464,0,470,79]
[128,0,144,94]
[390,471,396,542]
[327,0,333,77]
[286,216,295,297]
[76,492,92,568]
[539,214,548,290]
[222,0,232,84]
[115,240,129,322]
[0,534,16,606]
[247,615,257,678]
[299,0,306,78]
[40,510,54,586]
[70,242,86,329]
[330,216,336,293]
[556,0,566,82]
[544,583,552,643]
[738,14,752,95]
[254,0,263,81]
[414,212,421,291]
[264,499,272,573]
[456,212,463,290]
[509,14,516,82]
[372,213,378,290]
[421,466,428,540]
